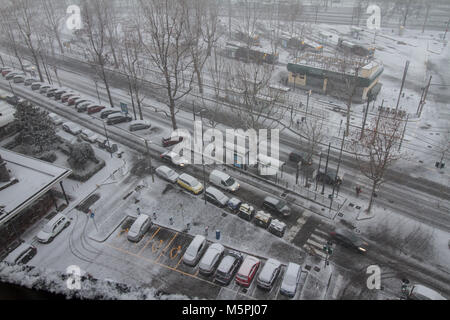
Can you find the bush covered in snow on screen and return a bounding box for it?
[0,263,191,300]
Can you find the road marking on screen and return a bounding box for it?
[138,227,161,256]
[170,246,182,260]
[314,229,329,237]
[303,243,327,259]
[152,239,164,253]
[310,233,327,244]
[175,256,184,269]
[156,232,179,263]
[331,275,343,299]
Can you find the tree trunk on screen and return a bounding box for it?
[55,29,64,54]
[367,180,378,213]
[100,63,114,107]
[169,97,178,130]
[346,98,352,136]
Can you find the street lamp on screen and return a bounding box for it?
[143,138,155,183]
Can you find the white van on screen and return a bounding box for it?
[127,214,152,242]
[209,170,240,192]
[280,262,302,297]
[408,285,447,300]
[183,235,207,266]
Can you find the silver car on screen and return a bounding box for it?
[280,262,302,297]
[182,235,207,266]
[36,214,70,243]
[155,165,179,183]
[127,214,152,242]
[198,243,225,276]
[257,258,282,290]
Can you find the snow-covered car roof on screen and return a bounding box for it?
[4,243,34,264]
[130,120,150,126]
[258,258,281,282]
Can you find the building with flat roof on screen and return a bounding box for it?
[286,52,383,103]
[0,148,72,257]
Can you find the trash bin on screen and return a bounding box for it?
[216,230,221,240]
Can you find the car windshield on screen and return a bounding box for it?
[275,200,286,210]
[224,177,235,186]
[43,223,53,233]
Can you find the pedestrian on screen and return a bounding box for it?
[204,226,209,236]
[137,207,141,215]
[153,212,157,220]
[169,217,174,225]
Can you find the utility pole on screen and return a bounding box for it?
[396,60,410,112]
[321,143,331,195]
[417,75,432,117]
[144,139,155,183]
[305,90,311,118]
[228,0,232,39]
[398,115,409,152]
[330,132,345,209]
[422,5,430,33]
[315,152,323,193]
[361,99,370,139]
[103,121,113,158]
[444,18,450,40]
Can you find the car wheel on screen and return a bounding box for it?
[65,222,70,228]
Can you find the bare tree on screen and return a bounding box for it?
[9,0,46,82]
[352,110,405,213]
[0,7,26,72]
[229,61,285,131]
[81,0,115,107]
[437,125,450,166]
[138,0,195,130]
[41,0,66,55]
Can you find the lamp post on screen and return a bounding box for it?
[144,139,155,183]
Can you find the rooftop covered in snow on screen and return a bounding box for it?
[0,148,72,226]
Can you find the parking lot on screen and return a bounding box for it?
[104,219,325,300]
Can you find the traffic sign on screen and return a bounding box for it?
[120,102,128,115]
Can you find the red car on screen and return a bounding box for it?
[67,96,81,106]
[235,255,260,288]
[2,69,13,77]
[162,136,184,147]
[61,93,77,103]
[87,105,106,114]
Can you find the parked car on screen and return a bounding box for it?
[87,105,106,115]
[48,113,63,125]
[155,166,179,183]
[80,129,98,143]
[67,96,82,106]
[3,243,37,265]
[5,95,20,106]
[127,214,152,242]
[1,67,13,76]
[5,71,24,80]
[62,122,82,135]
[46,87,59,97]
[61,92,77,103]
[177,173,203,195]
[209,170,240,192]
[24,78,38,86]
[100,109,121,119]
[162,135,184,147]
[254,211,272,229]
[316,169,342,186]
[54,88,70,100]
[182,235,207,266]
[76,101,94,113]
[39,85,52,94]
[226,197,242,213]
[280,262,302,297]
[238,203,255,221]
[205,187,229,207]
[13,74,26,83]
[106,113,132,125]
[198,243,225,276]
[36,213,70,243]
[129,120,151,132]
[31,82,45,91]
[215,251,243,285]
[289,151,312,166]
[235,255,260,287]
[329,228,368,253]
[257,258,282,290]
[268,219,287,238]
[160,151,188,168]
[262,196,291,217]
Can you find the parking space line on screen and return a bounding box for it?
[155,232,179,263]
[138,227,161,256]
[104,242,258,299]
[175,256,184,270]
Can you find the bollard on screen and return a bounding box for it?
[216,230,221,240]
